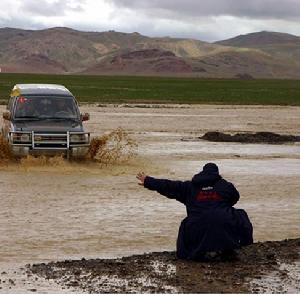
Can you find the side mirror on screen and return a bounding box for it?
[3,111,11,121]
[81,112,90,121]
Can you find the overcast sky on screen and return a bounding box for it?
[0,0,299,41]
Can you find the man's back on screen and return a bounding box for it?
[140,163,253,260]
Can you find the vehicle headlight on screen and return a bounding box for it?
[20,134,31,142]
[12,133,31,143]
[70,134,88,143]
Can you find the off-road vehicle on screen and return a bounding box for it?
[2,84,90,158]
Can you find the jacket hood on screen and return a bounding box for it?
[192,163,221,186]
[192,171,222,187]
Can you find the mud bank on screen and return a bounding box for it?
[25,238,299,293]
[199,131,300,144]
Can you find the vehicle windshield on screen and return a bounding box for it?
[14,96,80,120]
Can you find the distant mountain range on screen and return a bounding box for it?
[0,27,299,79]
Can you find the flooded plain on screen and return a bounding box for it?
[0,104,299,292]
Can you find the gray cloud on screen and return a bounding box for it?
[20,0,86,17]
[109,0,300,19]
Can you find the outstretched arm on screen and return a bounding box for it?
[137,172,190,204]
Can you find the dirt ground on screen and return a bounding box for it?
[0,104,299,293]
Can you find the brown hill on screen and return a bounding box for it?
[216,31,300,66]
[191,50,300,79]
[0,27,299,78]
[83,49,193,75]
[3,54,67,73]
[84,48,300,79]
[216,31,300,47]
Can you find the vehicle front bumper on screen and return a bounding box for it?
[9,131,90,158]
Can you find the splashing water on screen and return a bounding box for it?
[88,128,138,164]
[0,128,137,167]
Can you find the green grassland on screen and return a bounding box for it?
[0,73,299,105]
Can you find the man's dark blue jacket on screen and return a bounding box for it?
[144,164,253,260]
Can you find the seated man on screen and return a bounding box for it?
[54,99,75,117]
[37,98,54,117]
[137,163,253,260]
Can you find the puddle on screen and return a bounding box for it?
[139,141,300,157]
[170,158,300,176]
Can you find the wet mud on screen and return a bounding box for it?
[199,131,300,144]
[25,238,299,293]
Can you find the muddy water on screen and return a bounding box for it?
[0,105,299,273]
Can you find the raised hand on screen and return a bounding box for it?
[136,172,147,186]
